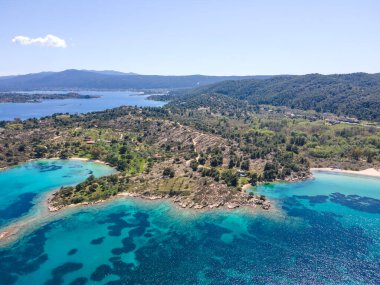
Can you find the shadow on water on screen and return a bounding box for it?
[0,193,38,227]
[0,193,379,285]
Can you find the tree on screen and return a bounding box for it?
[163,167,175,178]
[249,173,258,185]
[210,151,223,167]
[363,147,377,163]
[198,156,206,165]
[59,150,71,159]
[17,144,26,152]
[263,162,277,181]
[221,170,238,187]
[190,160,199,171]
[34,145,48,158]
[119,145,128,154]
[241,159,250,171]
[106,154,119,165]
[86,175,95,183]
[350,147,362,161]
[91,147,103,160]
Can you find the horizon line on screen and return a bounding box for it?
[0,69,379,77]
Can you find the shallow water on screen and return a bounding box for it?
[0,169,379,285]
[0,90,165,121]
[0,160,115,228]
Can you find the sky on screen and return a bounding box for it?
[0,0,379,76]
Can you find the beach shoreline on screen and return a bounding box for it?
[0,156,112,172]
[311,167,380,178]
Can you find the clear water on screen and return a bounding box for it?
[0,169,379,285]
[0,160,115,228]
[0,91,165,121]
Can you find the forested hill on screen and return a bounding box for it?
[174,73,380,121]
[0,69,266,91]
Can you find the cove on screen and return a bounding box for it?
[0,159,115,229]
[0,171,379,284]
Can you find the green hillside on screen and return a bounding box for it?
[173,73,380,121]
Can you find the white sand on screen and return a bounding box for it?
[311,167,380,178]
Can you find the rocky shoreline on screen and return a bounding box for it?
[39,165,380,215]
[119,191,271,210]
[47,189,271,213]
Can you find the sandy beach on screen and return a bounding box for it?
[311,167,380,178]
[59,157,110,166]
[0,157,111,173]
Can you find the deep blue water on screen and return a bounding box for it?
[0,91,165,121]
[0,169,379,285]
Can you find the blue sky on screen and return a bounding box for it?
[1,0,379,76]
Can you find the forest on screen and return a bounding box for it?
[165,73,380,121]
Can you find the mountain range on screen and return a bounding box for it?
[0,69,267,91]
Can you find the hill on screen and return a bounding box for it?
[173,73,380,121]
[0,69,265,91]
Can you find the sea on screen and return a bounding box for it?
[0,160,379,285]
[0,91,166,121]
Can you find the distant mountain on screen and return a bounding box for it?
[171,73,380,121]
[83,70,139,76]
[0,69,266,91]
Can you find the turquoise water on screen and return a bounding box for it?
[0,160,115,228]
[0,91,166,121]
[0,169,379,284]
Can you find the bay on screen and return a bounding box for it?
[0,159,115,229]
[0,91,165,121]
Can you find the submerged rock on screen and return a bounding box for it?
[262,201,271,210]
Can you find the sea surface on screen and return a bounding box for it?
[0,160,115,229]
[0,91,166,121]
[0,163,379,285]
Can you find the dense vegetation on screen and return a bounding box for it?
[168,73,380,121]
[52,174,129,206]
[160,93,380,172]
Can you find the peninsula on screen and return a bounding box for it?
[0,92,99,103]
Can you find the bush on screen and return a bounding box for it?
[163,167,175,177]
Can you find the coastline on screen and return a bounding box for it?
[0,156,112,172]
[0,157,116,245]
[0,187,275,246]
[311,167,380,178]
[67,156,108,165]
[2,163,379,246]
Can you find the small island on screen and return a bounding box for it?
[0,92,99,103]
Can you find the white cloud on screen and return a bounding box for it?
[12,34,67,48]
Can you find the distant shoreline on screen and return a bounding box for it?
[0,92,99,103]
[311,167,380,178]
